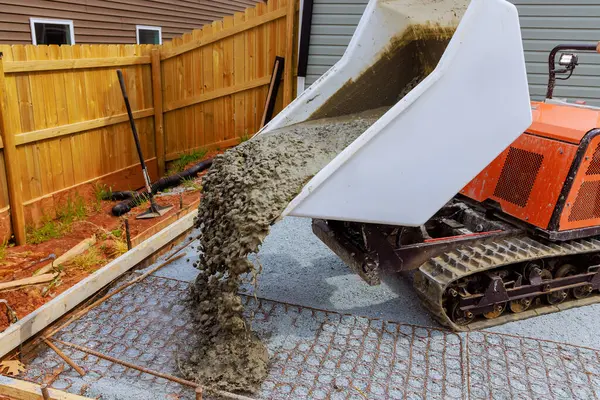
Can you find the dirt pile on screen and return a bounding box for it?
[182,109,387,392]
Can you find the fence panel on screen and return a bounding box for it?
[0,0,298,244]
[161,0,295,162]
[0,43,157,241]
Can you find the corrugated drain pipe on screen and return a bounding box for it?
[107,158,213,216]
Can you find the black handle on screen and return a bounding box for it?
[117,69,128,100]
[116,69,152,193]
[546,43,599,99]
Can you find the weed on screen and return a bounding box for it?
[181,177,202,191]
[93,183,112,212]
[27,219,62,244]
[26,194,89,244]
[111,229,122,238]
[70,247,104,272]
[42,273,63,297]
[100,239,128,259]
[132,195,149,208]
[57,194,87,225]
[111,240,128,257]
[0,240,7,262]
[168,148,208,174]
[240,134,250,143]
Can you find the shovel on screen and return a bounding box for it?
[117,69,172,219]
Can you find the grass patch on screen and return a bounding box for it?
[110,240,128,257]
[0,240,7,262]
[168,148,208,175]
[240,133,250,143]
[93,183,113,212]
[100,238,128,259]
[111,228,122,238]
[70,247,104,272]
[27,219,63,244]
[27,193,89,244]
[57,194,87,225]
[132,195,149,208]
[181,177,202,191]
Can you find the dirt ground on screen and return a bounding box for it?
[0,151,222,333]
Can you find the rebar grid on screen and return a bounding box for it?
[466,331,600,400]
[19,275,465,399]
[17,271,600,400]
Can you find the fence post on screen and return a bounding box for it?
[151,48,166,177]
[283,0,297,106]
[0,53,26,244]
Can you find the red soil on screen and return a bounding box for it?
[0,151,222,332]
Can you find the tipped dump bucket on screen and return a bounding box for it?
[258,0,532,226]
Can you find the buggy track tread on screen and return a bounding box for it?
[413,234,600,331]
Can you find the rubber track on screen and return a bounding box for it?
[413,234,600,331]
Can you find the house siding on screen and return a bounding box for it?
[305,0,600,105]
[305,0,368,86]
[0,0,261,44]
[510,0,600,106]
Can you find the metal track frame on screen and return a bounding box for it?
[414,235,600,331]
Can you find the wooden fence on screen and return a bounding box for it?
[0,0,298,244]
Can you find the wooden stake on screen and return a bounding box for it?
[151,48,166,177]
[195,386,203,400]
[41,384,50,400]
[0,53,26,244]
[43,338,85,377]
[124,218,132,250]
[0,375,93,400]
[0,273,56,291]
[283,0,297,106]
[34,237,96,276]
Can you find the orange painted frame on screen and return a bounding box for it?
[461,133,578,229]
[559,134,600,230]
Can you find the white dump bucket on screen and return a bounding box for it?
[258,0,532,226]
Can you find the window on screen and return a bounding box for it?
[136,26,162,45]
[30,18,75,45]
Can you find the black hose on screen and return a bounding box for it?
[110,158,213,217]
[105,191,136,201]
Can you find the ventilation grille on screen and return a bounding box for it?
[587,143,600,175]
[493,147,544,207]
[569,181,600,222]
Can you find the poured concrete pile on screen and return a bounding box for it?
[184,109,387,392]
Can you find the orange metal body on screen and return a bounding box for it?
[461,101,600,233]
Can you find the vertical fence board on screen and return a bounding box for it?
[191,30,205,153]
[212,20,225,144]
[151,48,165,177]
[223,16,235,141]
[202,24,215,148]
[233,12,246,138]
[245,7,256,137]
[0,52,26,244]
[182,33,195,154]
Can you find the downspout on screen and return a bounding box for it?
[297,0,314,95]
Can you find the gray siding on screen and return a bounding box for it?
[510,0,600,106]
[305,0,368,86]
[306,0,600,106]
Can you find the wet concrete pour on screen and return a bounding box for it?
[16,219,600,399]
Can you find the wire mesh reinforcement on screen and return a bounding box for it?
[15,273,600,399]
[20,275,464,399]
[466,331,600,400]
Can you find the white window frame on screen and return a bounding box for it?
[30,18,75,45]
[136,25,162,45]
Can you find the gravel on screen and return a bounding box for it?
[150,216,600,350]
